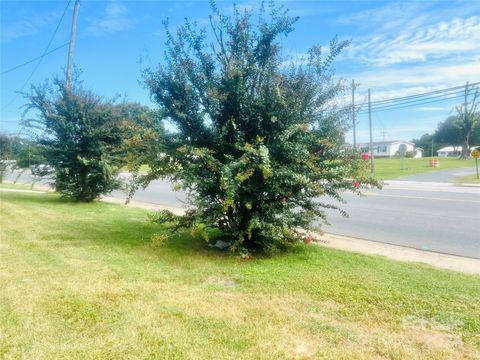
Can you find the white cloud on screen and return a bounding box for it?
[87,1,135,35]
[348,15,480,67]
[353,61,480,96]
[1,12,58,43]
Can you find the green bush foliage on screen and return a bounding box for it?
[23,78,128,201]
[137,2,377,253]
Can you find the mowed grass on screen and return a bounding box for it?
[455,174,480,185]
[1,189,479,359]
[373,157,476,180]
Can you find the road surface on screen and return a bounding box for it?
[4,169,480,259]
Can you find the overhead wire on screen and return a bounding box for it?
[354,83,479,114]
[357,88,468,111]
[357,89,477,113]
[1,42,70,76]
[1,0,72,112]
[358,82,480,107]
[361,93,470,114]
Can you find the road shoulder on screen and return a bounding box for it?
[317,233,480,275]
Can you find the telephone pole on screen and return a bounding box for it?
[66,0,80,90]
[352,79,356,148]
[463,81,469,158]
[368,88,375,174]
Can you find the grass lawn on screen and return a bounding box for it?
[125,159,475,181]
[373,157,476,180]
[1,188,479,359]
[455,174,480,185]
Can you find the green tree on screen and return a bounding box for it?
[455,84,479,159]
[434,116,462,148]
[0,134,24,160]
[139,2,376,253]
[412,133,439,157]
[23,77,127,201]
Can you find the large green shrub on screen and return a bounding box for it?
[24,78,127,201]
[138,2,376,253]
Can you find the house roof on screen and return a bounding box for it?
[355,140,414,147]
[438,145,479,152]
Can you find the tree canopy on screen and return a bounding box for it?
[133,2,376,254]
[23,77,143,201]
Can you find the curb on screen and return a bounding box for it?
[316,233,480,275]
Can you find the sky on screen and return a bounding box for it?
[1,0,480,143]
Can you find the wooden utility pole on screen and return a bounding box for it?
[368,88,375,174]
[459,81,470,159]
[66,0,80,90]
[352,79,356,148]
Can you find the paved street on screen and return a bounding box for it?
[4,168,480,259]
[320,183,480,259]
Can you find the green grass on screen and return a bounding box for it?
[373,157,476,180]
[126,159,475,181]
[455,174,480,184]
[1,189,479,359]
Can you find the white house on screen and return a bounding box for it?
[355,140,423,158]
[437,145,479,157]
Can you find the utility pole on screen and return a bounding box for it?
[368,88,375,174]
[352,79,356,148]
[66,0,80,91]
[463,81,469,158]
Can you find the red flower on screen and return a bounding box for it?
[353,181,360,187]
[282,197,286,203]
[304,233,313,244]
[362,153,369,160]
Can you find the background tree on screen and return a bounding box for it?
[137,2,376,254]
[455,84,479,159]
[0,134,25,160]
[115,102,165,175]
[23,77,129,201]
[412,133,439,157]
[433,116,462,149]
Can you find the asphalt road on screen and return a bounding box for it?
[4,169,480,259]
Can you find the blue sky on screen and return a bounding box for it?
[1,0,479,143]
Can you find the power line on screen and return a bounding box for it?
[357,88,469,111]
[361,92,469,114]
[1,42,70,76]
[357,82,480,108]
[357,87,478,113]
[1,0,72,112]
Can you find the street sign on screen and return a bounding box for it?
[472,148,480,179]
